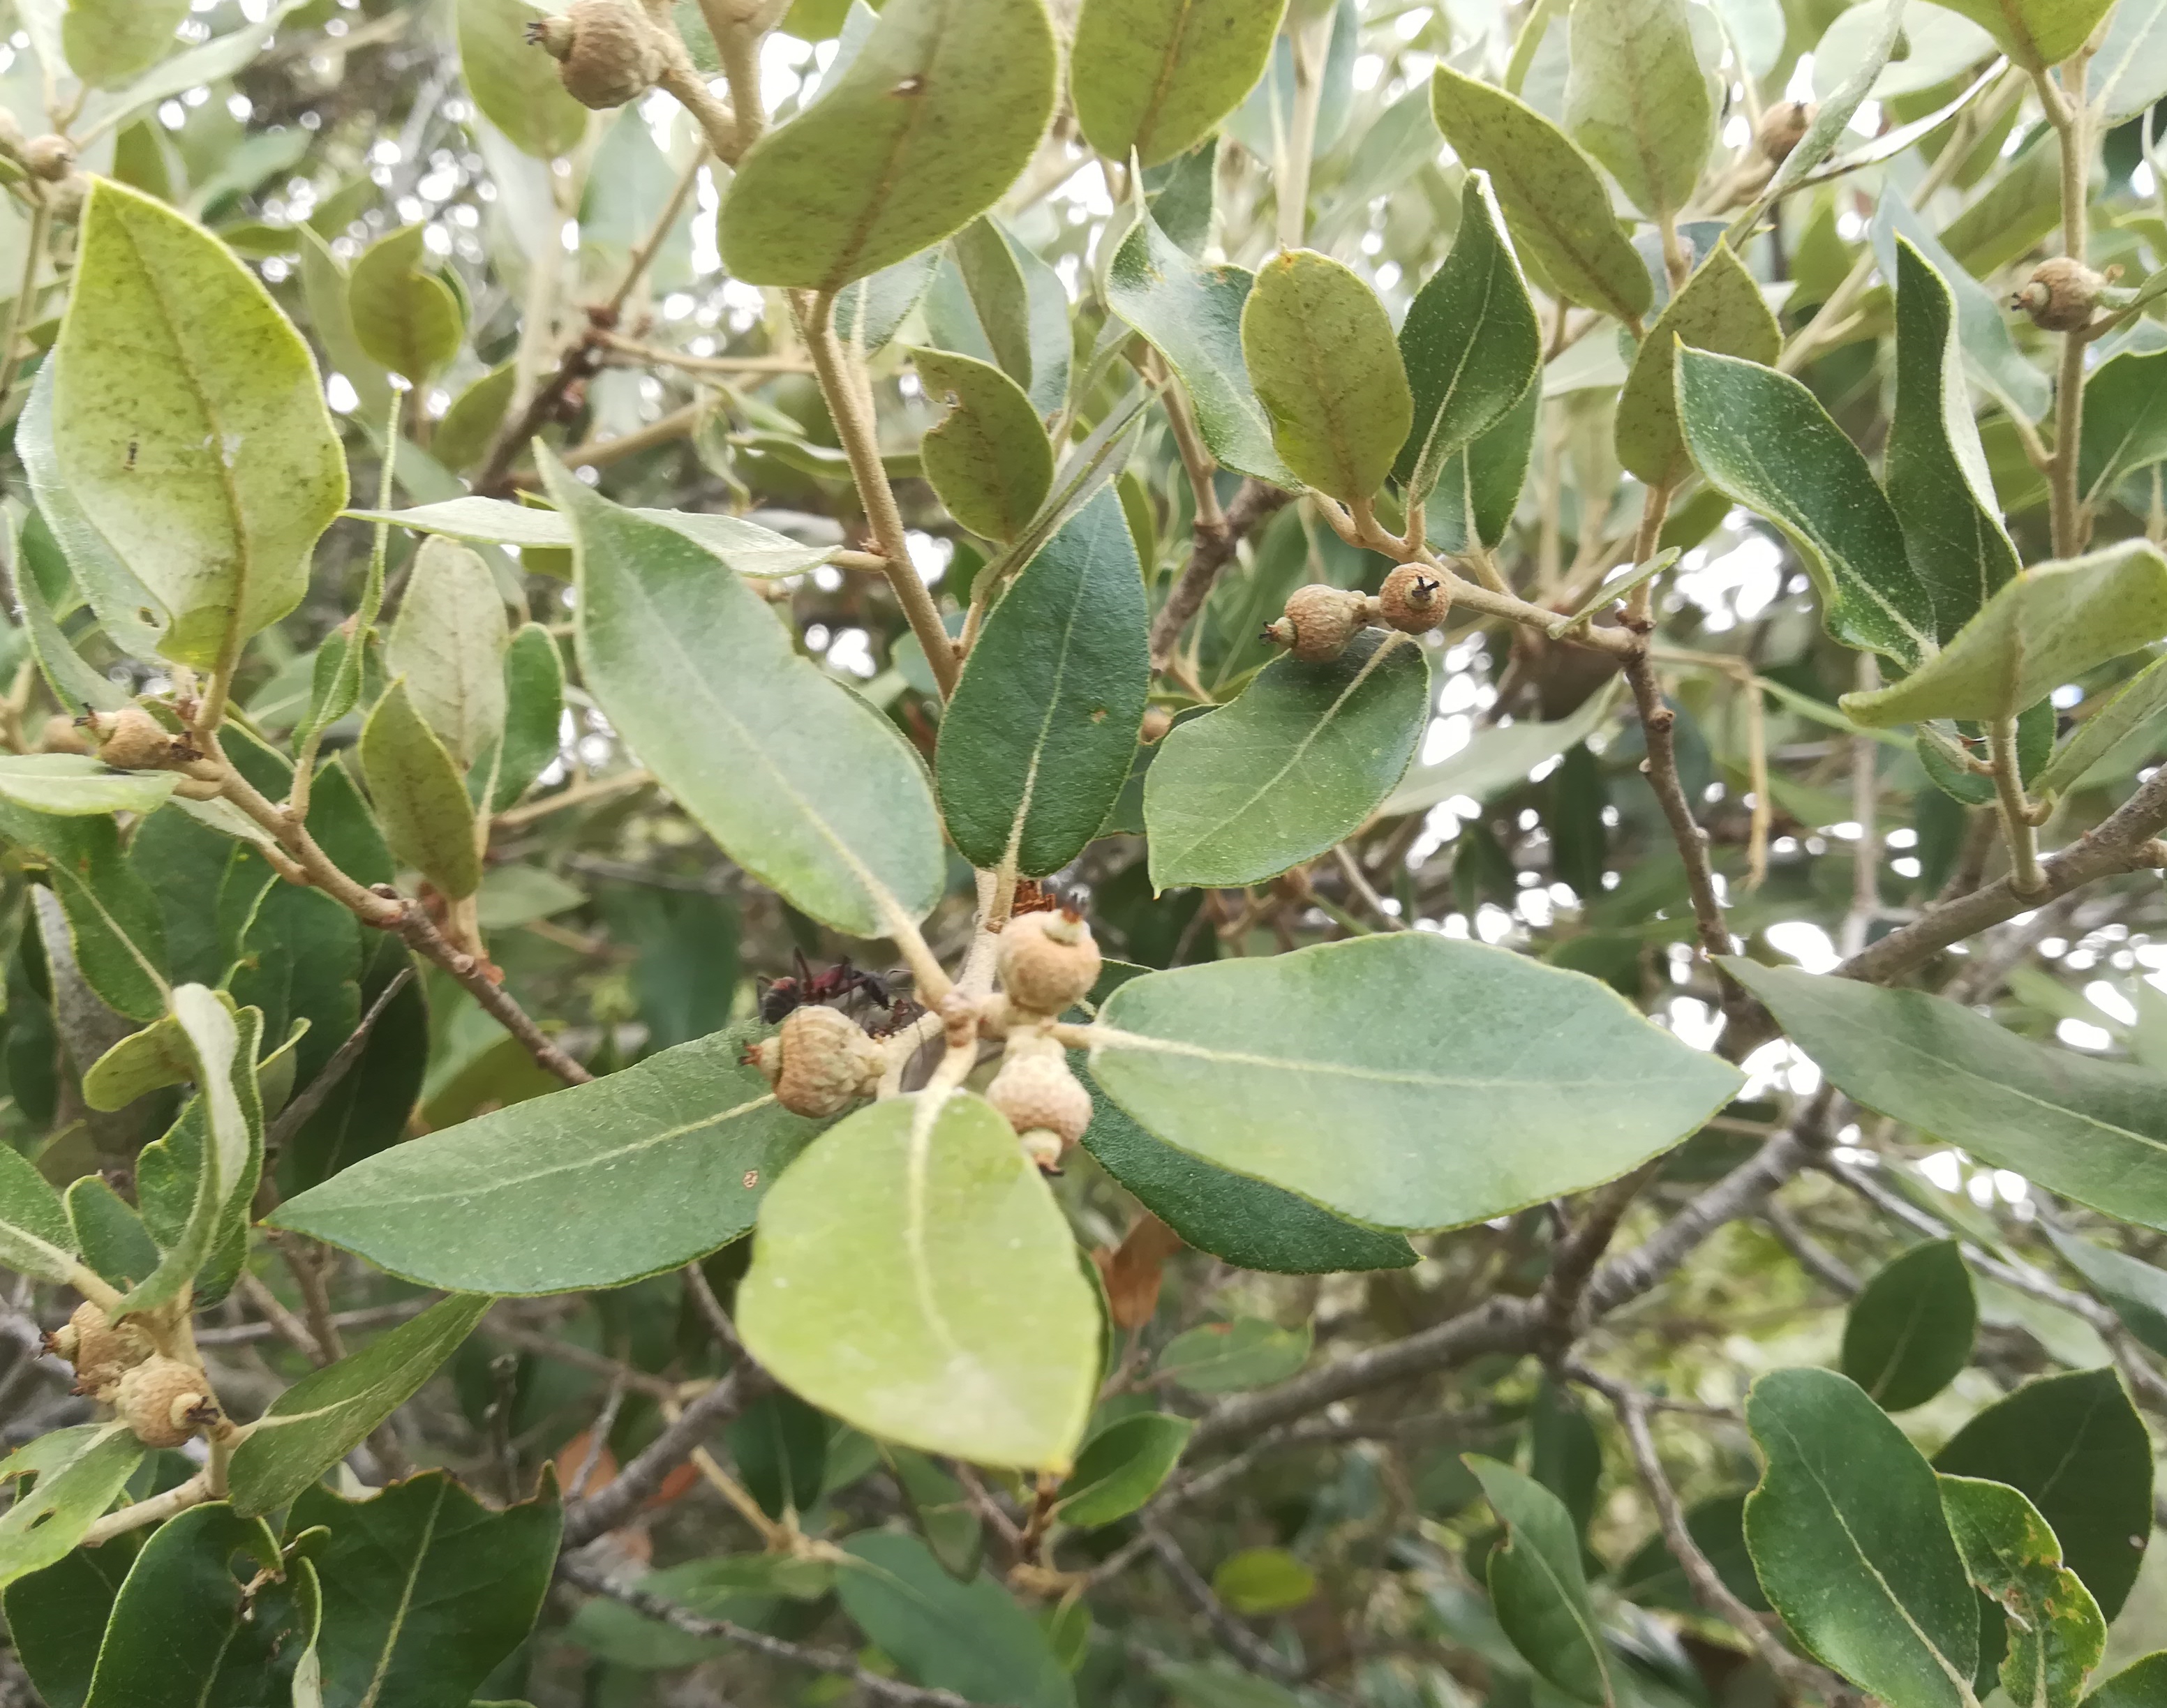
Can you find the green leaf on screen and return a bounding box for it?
[1465,1455,1611,1706]
[292,1468,561,1708]
[2087,1654,2167,1707]
[738,1092,1099,1471]
[0,1427,145,1591]
[1396,173,1540,502]
[1424,384,1540,557]
[68,1176,160,1292]
[1105,209,1297,487]
[1934,1370,2153,1622]
[728,1391,829,1520]
[433,361,519,474]
[948,218,1071,420]
[1145,628,1429,890]
[1429,66,1653,326]
[1056,1412,1193,1527]
[837,1531,1076,1708]
[1614,1492,1770,1615]
[362,680,484,901]
[936,488,1148,875]
[1071,0,1287,168]
[1743,1368,1979,1707]
[1091,934,1741,1232]
[348,224,465,382]
[1870,190,2050,425]
[0,755,178,818]
[1725,957,2167,1236]
[1154,1662,1308,1708]
[1840,1239,1977,1411]
[4,1541,136,1708]
[2077,348,2167,504]
[387,534,512,771]
[720,0,1058,290]
[456,0,587,159]
[272,1027,819,1292]
[63,0,189,87]
[837,250,942,358]
[1677,347,1935,668]
[1928,0,2112,69]
[1887,239,2021,638]
[1157,1318,1311,1393]
[544,458,945,940]
[2094,0,2167,125]
[485,623,567,813]
[228,1294,493,1515]
[1939,1475,2105,1708]
[1212,1546,1316,1615]
[1,812,170,1021]
[81,1011,193,1111]
[2037,652,2167,793]
[1239,249,1411,504]
[0,1141,80,1286]
[1844,545,2167,726]
[54,180,345,670]
[112,990,262,1316]
[11,498,133,717]
[911,347,1056,543]
[348,496,840,578]
[1614,243,1779,489]
[1563,0,1715,220]
[2043,1224,2167,1358]
[81,1504,318,1708]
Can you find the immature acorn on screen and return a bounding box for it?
[1755,100,1815,164]
[114,1356,218,1450]
[36,714,91,756]
[22,135,73,183]
[745,1003,883,1118]
[997,906,1102,1017]
[87,707,189,771]
[528,0,667,109]
[1378,563,1450,635]
[1139,705,1175,744]
[988,1046,1094,1176]
[2014,257,2106,332]
[48,1301,149,1398]
[1263,584,1369,664]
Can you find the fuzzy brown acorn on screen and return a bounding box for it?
[2014,257,2106,332]
[47,1300,150,1398]
[1378,563,1449,635]
[745,1003,883,1118]
[528,0,667,109]
[997,907,1101,1017]
[114,1356,218,1449]
[1755,101,1814,164]
[87,707,194,772]
[1262,584,1369,664]
[988,1043,1094,1174]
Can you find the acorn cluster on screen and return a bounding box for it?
[745,1003,884,1118]
[0,114,88,221]
[528,0,669,110]
[985,906,1103,1174]
[47,1301,221,1448]
[1263,564,1451,664]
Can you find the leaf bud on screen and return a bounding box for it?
[1378,563,1450,635]
[2013,257,2105,332]
[747,1003,882,1118]
[22,135,72,182]
[1755,100,1814,164]
[1263,584,1368,663]
[114,1356,218,1449]
[529,0,667,109]
[997,906,1101,1017]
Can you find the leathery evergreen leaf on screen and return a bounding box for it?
[54,179,345,669]
[737,1092,1100,1471]
[1842,544,2167,727]
[1939,1475,2105,1708]
[347,223,464,382]
[0,1142,80,1285]
[720,0,1058,290]
[1887,239,2020,638]
[837,1531,1076,1708]
[1563,0,1715,220]
[270,1028,823,1294]
[1934,1370,2153,1623]
[910,347,1055,543]
[1614,244,1778,488]
[1840,1239,1977,1411]
[543,456,945,940]
[1928,0,2113,69]
[292,1468,562,1708]
[386,534,511,770]
[1466,1455,1611,1705]
[456,0,587,160]
[1396,173,1540,502]
[1145,628,1429,890]
[1429,66,1653,325]
[346,496,839,577]
[0,756,178,818]
[228,1294,493,1515]
[1677,347,1935,667]
[2043,1223,2167,1358]
[1089,934,1741,1232]
[2087,1654,2167,1706]
[1248,248,1413,500]
[2,816,170,1022]
[1725,957,2167,1235]
[1106,208,1297,487]
[1071,0,1288,168]
[936,488,1149,874]
[1744,1368,1979,1707]
[360,680,483,901]
[1057,1414,1193,1528]
[0,1426,145,1591]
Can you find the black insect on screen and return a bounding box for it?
[757,950,902,1024]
